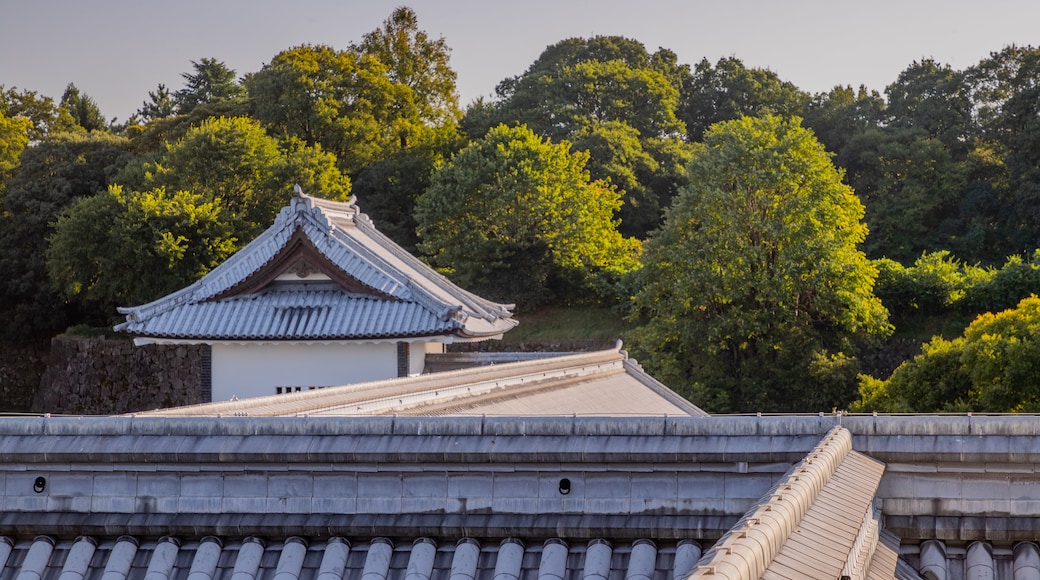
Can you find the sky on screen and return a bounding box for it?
[1,0,1037,123]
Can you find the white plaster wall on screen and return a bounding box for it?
[409,341,441,376]
[211,342,397,401]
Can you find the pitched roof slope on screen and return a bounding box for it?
[687,426,889,579]
[115,191,517,342]
[137,345,708,417]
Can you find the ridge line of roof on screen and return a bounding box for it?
[138,348,629,417]
[689,426,852,578]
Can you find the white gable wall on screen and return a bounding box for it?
[211,342,398,402]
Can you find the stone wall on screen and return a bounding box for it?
[34,336,205,415]
[0,338,50,412]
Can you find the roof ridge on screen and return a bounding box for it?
[688,426,853,579]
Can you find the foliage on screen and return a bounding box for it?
[116,116,350,243]
[353,6,460,126]
[853,296,1040,412]
[962,251,1040,313]
[350,151,436,252]
[874,251,991,315]
[0,111,31,183]
[416,124,640,308]
[680,57,810,142]
[801,85,884,160]
[47,185,236,310]
[629,115,890,413]
[137,83,176,122]
[466,35,693,238]
[60,83,107,132]
[249,9,459,179]
[0,85,77,140]
[173,58,245,115]
[0,131,134,338]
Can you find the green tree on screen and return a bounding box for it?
[680,57,810,142]
[350,151,436,253]
[60,83,107,132]
[47,185,236,311]
[0,111,31,185]
[0,86,77,140]
[354,6,460,126]
[0,131,134,338]
[416,124,640,308]
[885,59,972,154]
[801,84,884,162]
[629,115,890,413]
[137,83,176,122]
[248,44,427,175]
[173,58,245,115]
[965,46,1040,255]
[852,129,968,261]
[117,116,350,243]
[465,36,693,238]
[854,295,1040,413]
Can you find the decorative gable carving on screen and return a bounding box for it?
[211,228,394,301]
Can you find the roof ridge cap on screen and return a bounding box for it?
[690,426,852,578]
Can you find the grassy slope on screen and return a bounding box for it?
[501,305,634,345]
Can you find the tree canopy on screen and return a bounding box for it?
[116,116,350,243]
[47,185,236,310]
[46,116,351,313]
[629,115,891,413]
[416,124,640,308]
[465,35,693,238]
[0,131,134,337]
[855,295,1040,413]
[173,58,245,115]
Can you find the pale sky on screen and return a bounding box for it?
[1,0,1036,123]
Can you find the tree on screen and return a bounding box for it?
[0,131,134,337]
[851,129,968,262]
[629,115,891,413]
[350,151,436,253]
[116,116,350,243]
[964,46,1040,255]
[416,124,640,308]
[137,83,175,122]
[463,36,694,238]
[173,58,245,115]
[680,57,810,142]
[60,83,107,132]
[854,295,1040,413]
[884,59,972,154]
[47,185,236,311]
[354,6,460,126]
[801,84,884,162]
[0,111,31,185]
[0,86,77,140]
[247,44,426,175]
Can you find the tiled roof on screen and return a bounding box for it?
[689,427,891,579]
[138,346,708,417]
[113,288,460,341]
[0,535,703,580]
[116,192,517,342]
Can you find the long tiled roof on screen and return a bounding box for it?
[115,191,517,342]
[137,346,708,417]
[23,415,1040,578]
